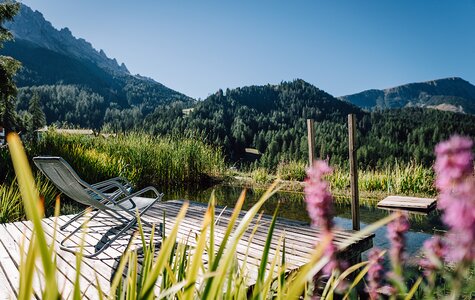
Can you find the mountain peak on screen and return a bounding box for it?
[5,2,129,75]
[341,77,475,114]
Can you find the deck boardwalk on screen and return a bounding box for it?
[377,196,437,212]
[0,200,373,298]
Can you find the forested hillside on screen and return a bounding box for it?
[142,80,475,168]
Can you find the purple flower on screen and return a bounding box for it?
[434,135,473,189]
[305,160,340,274]
[434,136,475,264]
[419,236,447,277]
[387,212,409,267]
[304,160,334,231]
[366,248,384,300]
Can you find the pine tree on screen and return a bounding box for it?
[28,92,46,131]
[0,2,21,133]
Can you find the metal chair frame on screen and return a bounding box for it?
[33,156,163,258]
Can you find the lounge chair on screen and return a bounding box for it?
[33,156,164,258]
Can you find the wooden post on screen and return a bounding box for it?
[307,119,315,166]
[348,114,360,230]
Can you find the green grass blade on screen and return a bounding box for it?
[183,206,211,300]
[253,203,279,300]
[208,191,216,268]
[204,181,282,299]
[18,236,37,300]
[8,133,59,299]
[404,277,422,300]
[139,202,189,299]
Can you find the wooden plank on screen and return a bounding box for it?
[146,201,371,257]
[0,229,20,299]
[0,264,16,300]
[0,224,43,299]
[0,199,374,297]
[377,196,437,212]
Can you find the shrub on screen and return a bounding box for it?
[277,160,307,181]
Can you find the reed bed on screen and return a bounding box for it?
[272,160,436,196]
[32,132,226,188]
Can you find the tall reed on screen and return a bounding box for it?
[32,132,226,188]
[273,160,436,196]
[0,177,57,223]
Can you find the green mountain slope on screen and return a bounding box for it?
[1,2,192,128]
[143,79,475,168]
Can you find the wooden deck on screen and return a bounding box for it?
[0,200,374,299]
[377,196,437,212]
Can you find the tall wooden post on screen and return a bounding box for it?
[307,119,315,166]
[348,114,360,230]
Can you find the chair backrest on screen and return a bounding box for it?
[33,156,108,210]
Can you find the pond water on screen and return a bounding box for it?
[161,183,445,258]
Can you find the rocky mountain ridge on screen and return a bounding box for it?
[340,77,475,114]
[5,3,129,75]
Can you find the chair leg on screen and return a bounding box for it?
[83,219,138,258]
[60,208,91,230]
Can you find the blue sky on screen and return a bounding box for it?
[20,0,475,99]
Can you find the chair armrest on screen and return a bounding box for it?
[92,180,131,200]
[92,177,133,190]
[114,186,162,205]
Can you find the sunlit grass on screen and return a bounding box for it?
[33,132,226,188]
[0,177,57,223]
[254,160,436,197]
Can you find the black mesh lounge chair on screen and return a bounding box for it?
[33,156,163,258]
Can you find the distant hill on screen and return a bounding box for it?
[144,79,362,163]
[142,79,475,168]
[1,2,192,128]
[340,77,475,114]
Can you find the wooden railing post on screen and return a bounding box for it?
[307,119,315,166]
[348,114,360,230]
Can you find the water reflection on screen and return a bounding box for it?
[160,183,445,257]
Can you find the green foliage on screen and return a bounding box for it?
[251,167,271,184]
[0,1,20,132]
[27,91,46,131]
[0,177,57,223]
[250,161,437,196]
[142,81,475,169]
[8,136,474,299]
[277,160,307,181]
[32,132,225,188]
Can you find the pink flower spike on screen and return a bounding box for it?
[434,135,475,265]
[387,212,410,267]
[304,160,334,231]
[419,236,447,277]
[366,248,385,300]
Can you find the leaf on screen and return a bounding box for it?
[8,133,59,299]
[404,277,422,300]
[139,202,189,299]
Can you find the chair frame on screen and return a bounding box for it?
[33,156,164,258]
